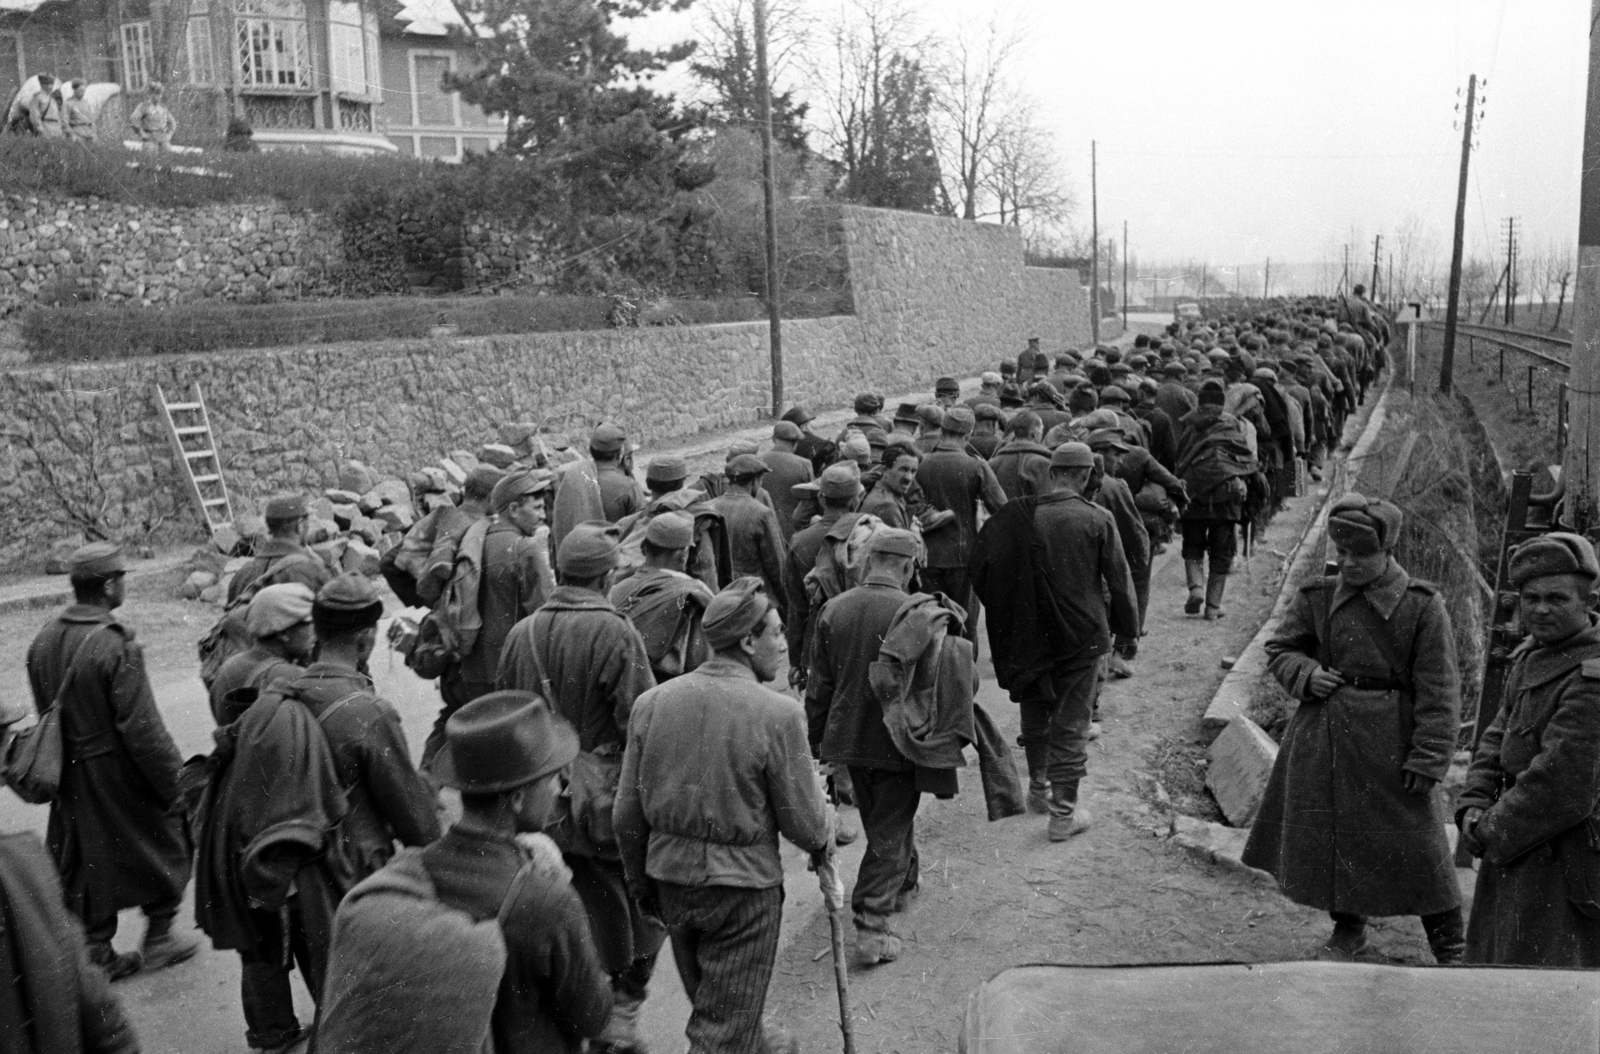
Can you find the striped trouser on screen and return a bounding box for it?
[658,882,784,1054]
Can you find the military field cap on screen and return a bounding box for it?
[884,434,920,459]
[1099,385,1130,404]
[894,401,922,424]
[772,421,804,442]
[644,511,695,550]
[435,690,578,793]
[1127,354,1148,370]
[854,392,884,414]
[974,402,1004,422]
[981,371,1003,386]
[869,527,920,559]
[781,405,816,426]
[1138,377,1160,395]
[1253,367,1278,384]
[916,404,945,429]
[1081,409,1121,431]
[466,466,506,494]
[1109,362,1132,376]
[68,541,126,579]
[703,577,773,650]
[727,453,770,481]
[999,360,1018,375]
[942,406,976,435]
[725,439,760,460]
[1508,533,1600,589]
[1086,428,1128,452]
[557,522,621,577]
[1199,378,1227,405]
[1327,493,1403,556]
[818,463,863,500]
[490,468,550,513]
[841,433,872,463]
[1061,372,1090,389]
[313,573,384,632]
[247,582,314,639]
[265,493,309,523]
[1051,442,1095,469]
[935,376,960,395]
[1206,348,1231,362]
[589,423,627,455]
[647,455,689,483]
[1162,361,1187,376]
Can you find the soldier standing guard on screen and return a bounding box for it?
[24,542,198,980]
[1242,495,1465,962]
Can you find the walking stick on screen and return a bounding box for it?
[814,845,856,1054]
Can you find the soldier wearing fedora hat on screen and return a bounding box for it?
[420,691,615,1050]
[617,578,832,1051]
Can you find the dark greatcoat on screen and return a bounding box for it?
[1459,618,1600,966]
[1242,563,1461,917]
[25,606,189,924]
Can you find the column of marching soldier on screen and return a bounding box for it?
[8,285,1600,1054]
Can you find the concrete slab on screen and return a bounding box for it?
[1205,716,1278,827]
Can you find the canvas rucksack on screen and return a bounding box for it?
[802,512,890,613]
[197,554,305,690]
[401,518,489,680]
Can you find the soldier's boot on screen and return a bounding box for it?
[1046,781,1092,842]
[1023,742,1050,814]
[1203,573,1228,621]
[1323,913,1368,958]
[1183,561,1206,615]
[88,942,143,982]
[1422,908,1466,965]
[593,994,649,1054]
[141,914,199,972]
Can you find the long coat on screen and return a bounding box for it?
[25,606,189,924]
[1241,563,1461,917]
[1459,619,1600,966]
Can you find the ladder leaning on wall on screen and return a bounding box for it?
[156,383,235,542]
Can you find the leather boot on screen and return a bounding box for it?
[88,942,143,981]
[1324,914,1367,957]
[1422,909,1466,965]
[1203,573,1228,620]
[141,914,199,971]
[594,993,649,1054]
[1183,560,1205,615]
[1022,741,1050,814]
[1046,781,1092,842]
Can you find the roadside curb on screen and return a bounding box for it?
[0,553,188,618]
[1167,814,1268,880]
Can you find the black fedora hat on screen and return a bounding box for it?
[434,690,579,793]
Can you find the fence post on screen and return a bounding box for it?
[1499,346,1504,380]
[1561,382,1569,459]
[1529,365,1536,411]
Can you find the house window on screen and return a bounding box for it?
[327,0,368,95]
[236,0,310,88]
[411,51,455,126]
[418,134,456,158]
[186,17,215,84]
[121,21,153,90]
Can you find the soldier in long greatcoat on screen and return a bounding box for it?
[1459,533,1600,966]
[1242,495,1464,962]
[25,543,196,981]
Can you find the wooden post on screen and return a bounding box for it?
[1440,73,1478,395]
[1090,140,1100,344]
[1564,0,1600,529]
[752,0,783,417]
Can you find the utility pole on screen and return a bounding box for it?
[1440,72,1479,395]
[753,0,783,417]
[1264,257,1271,299]
[1090,140,1100,343]
[1504,217,1517,326]
[1121,220,1129,329]
[1564,0,1600,529]
[1341,244,1350,293]
[1370,234,1381,296]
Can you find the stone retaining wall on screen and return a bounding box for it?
[0,205,1088,571]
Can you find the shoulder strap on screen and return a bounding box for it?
[314,690,371,726]
[1314,579,1335,671]
[48,624,114,713]
[496,860,537,927]
[228,554,290,611]
[1354,595,1418,691]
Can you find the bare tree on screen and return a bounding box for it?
[983,103,1073,233]
[929,12,1023,221]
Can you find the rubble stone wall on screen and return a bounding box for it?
[0,205,1087,571]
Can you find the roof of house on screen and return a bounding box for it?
[383,0,469,36]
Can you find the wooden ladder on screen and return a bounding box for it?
[156,383,234,539]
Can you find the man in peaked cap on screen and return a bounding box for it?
[972,444,1138,842]
[966,372,1004,413]
[807,529,925,965]
[25,542,195,981]
[782,405,839,477]
[1243,494,1464,964]
[497,522,662,1051]
[785,463,864,685]
[915,404,1006,648]
[617,578,833,1051]
[226,492,332,606]
[610,513,715,684]
[429,467,556,773]
[711,454,787,603]
[913,403,946,455]
[590,424,645,524]
[1459,533,1600,967]
[208,581,315,725]
[764,422,815,545]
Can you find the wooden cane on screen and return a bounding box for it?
[814,848,856,1054]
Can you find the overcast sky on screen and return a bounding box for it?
[632,0,1586,280]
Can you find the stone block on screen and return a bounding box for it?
[308,497,336,524]
[448,449,481,474]
[1205,716,1279,828]
[330,503,359,528]
[236,515,267,550]
[368,479,411,507]
[200,583,227,605]
[374,505,414,532]
[181,569,218,600]
[478,443,518,469]
[497,422,538,450]
[304,517,340,546]
[422,492,456,513]
[347,516,381,547]
[342,539,381,576]
[210,523,241,556]
[357,491,384,514]
[439,458,468,486]
[338,460,378,495]
[187,545,228,575]
[324,488,362,505]
[311,537,348,568]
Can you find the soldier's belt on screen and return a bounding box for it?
[1338,674,1406,692]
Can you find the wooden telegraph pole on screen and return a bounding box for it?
[753,0,783,417]
[1563,0,1600,529]
[1122,220,1129,330]
[1439,73,1478,395]
[1090,140,1100,344]
[1370,234,1381,295]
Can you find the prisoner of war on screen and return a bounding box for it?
[1241,494,1465,962]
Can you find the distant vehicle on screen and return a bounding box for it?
[1175,302,1201,321]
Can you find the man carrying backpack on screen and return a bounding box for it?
[207,583,315,725]
[24,542,196,982]
[497,524,660,1054]
[609,513,714,683]
[227,494,331,604]
[428,469,555,772]
[1175,379,1257,620]
[316,691,614,1054]
[618,577,833,1052]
